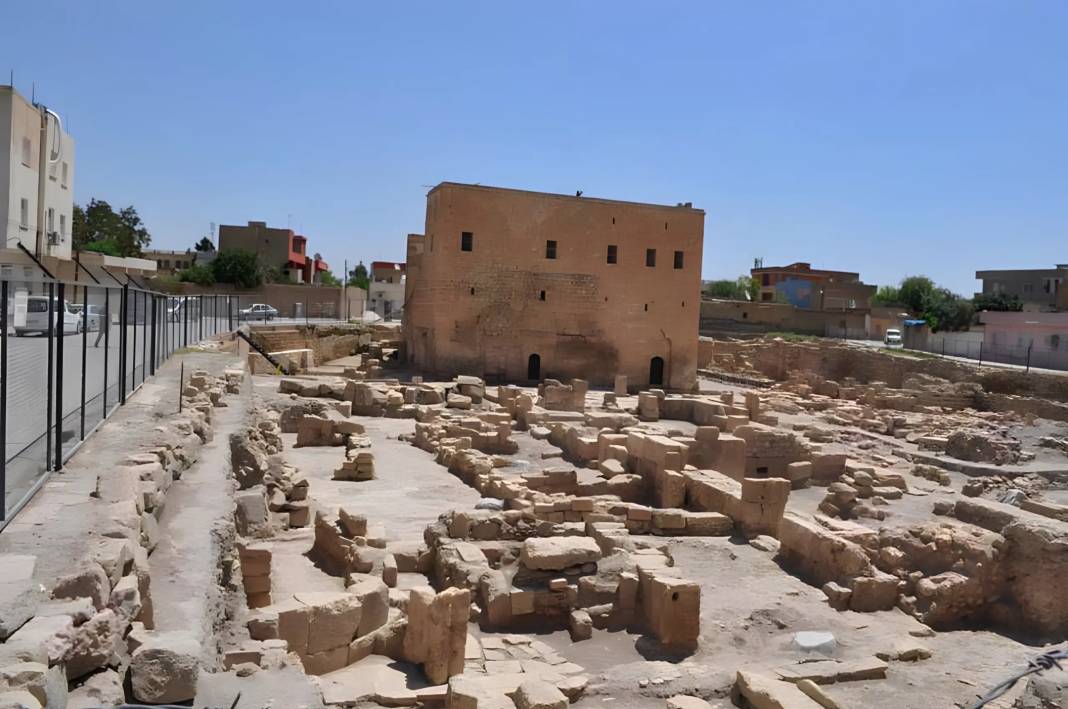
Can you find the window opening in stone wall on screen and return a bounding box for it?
[546,240,557,259]
[607,245,617,264]
[539,290,546,301]
[461,231,473,251]
[646,249,656,267]
[674,251,684,269]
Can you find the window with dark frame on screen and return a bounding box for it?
[607,244,618,264]
[646,248,656,267]
[546,240,557,259]
[674,250,684,269]
[461,231,473,251]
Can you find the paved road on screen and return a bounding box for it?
[2,316,229,515]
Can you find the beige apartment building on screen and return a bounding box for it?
[404,182,705,390]
[0,85,76,263]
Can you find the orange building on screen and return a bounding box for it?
[404,183,705,390]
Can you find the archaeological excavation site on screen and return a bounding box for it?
[2,319,1067,709]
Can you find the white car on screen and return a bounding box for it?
[16,296,83,336]
[884,328,903,347]
[239,303,278,321]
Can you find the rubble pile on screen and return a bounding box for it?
[0,368,242,707]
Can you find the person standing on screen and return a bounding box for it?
[94,304,109,347]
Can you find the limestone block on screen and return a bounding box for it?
[734,671,823,709]
[346,575,389,636]
[0,663,66,709]
[0,615,73,666]
[62,609,121,680]
[515,679,568,709]
[66,668,124,709]
[130,631,200,704]
[234,487,270,537]
[641,574,700,652]
[0,689,42,708]
[568,610,592,642]
[0,556,40,641]
[520,537,601,571]
[849,572,899,612]
[403,587,470,685]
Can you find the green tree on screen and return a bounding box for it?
[973,292,1023,312]
[872,285,902,306]
[704,279,740,299]
[348,261,370,291]
[72,199,151,257]
[923,288,975,332]
[194,236,215,252]
[704,275,759,301]
[211,249,262,288]
[320,270,342,287]
[898,276,934,314]
[177,263,215,286]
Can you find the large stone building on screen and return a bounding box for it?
[404,182,704,390]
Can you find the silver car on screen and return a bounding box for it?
[16,296,83,336]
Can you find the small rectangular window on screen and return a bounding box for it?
[21,138,32,167]
[47,208,55,233]
[607,245,617,264]
[545,240,557,259]
[646,249,656,267]
[674,251,684,269]
[461,231,473,251]
[60,214,66,237]
[539,290,546,301]
[19,199,29,228]
[761,273,770,286]
[62,162,69,188]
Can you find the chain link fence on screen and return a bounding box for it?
[907,336,1068,372]
[1,275,234,528]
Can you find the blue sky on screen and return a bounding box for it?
[4,1,1066,293]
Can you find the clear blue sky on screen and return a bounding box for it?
[5,1,1066,293]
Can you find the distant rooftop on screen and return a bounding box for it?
[429,181,703,213]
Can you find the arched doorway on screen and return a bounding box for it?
[649,356,665,386]
[527,353,541,381]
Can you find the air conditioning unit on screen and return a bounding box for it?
[47,231,60,246]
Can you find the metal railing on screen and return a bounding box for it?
[0,275,238,528]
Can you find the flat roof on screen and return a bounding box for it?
[429,181,704,214]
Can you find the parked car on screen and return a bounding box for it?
[16,296,83,336]
[68,303,106,332]
[239,303,278,321]
[884,328,903,347]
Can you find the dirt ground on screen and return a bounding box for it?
[248,370,1063,708]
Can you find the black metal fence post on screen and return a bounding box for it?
[54,282,65,471]
[977,341,983,371]
[141,290,147,384]
[80,285,87,440]
[1026,342,1033,374]
[103,289,110,416]
[1,281,7,520]
[120,283,128,405]
[131,289,138,391]
[46,283,55,469]
[150,294,158,375]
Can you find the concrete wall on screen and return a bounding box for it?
[699,298,868,339]
[405,183,704,389]
[152,281,357,319]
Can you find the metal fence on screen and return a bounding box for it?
[1,273,237,527]
[907,337,1068,373]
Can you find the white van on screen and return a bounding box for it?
[15,296,83,336]
[884,328,903,347]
